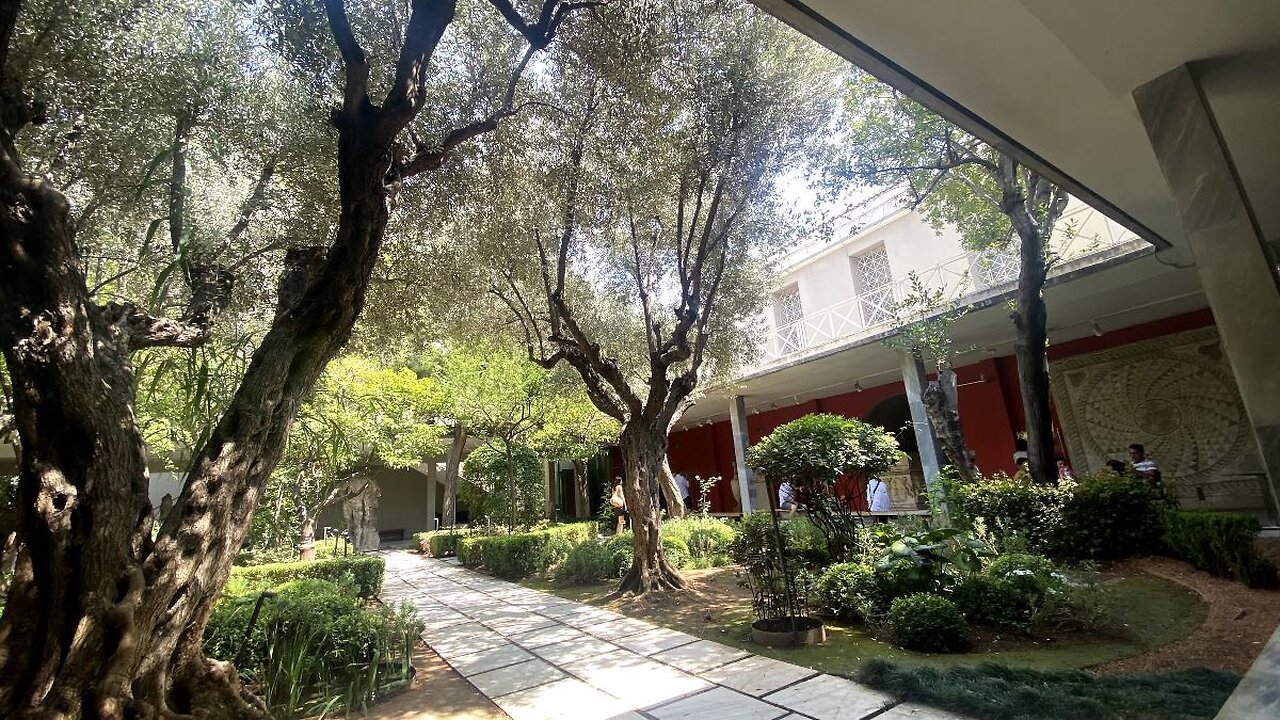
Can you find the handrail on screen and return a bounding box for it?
[753,209,1142,368]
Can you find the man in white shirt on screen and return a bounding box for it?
[673,470,690,510]
[1128,444,1161,487]
[866,475,891,512]
[778,480,797,517]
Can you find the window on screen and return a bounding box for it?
[970,244,1019,288]
[773,286,805,354]
[851,245,895,327]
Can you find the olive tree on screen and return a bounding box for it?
[490,0,843,592]
[0,0,592,714]
[839,71,1069,484]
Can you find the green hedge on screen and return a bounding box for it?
[456,523,596,579]
[228,555,385,597]
[1054,474,1164,559]
[661,516,737,568]
[950,471,1163,560]
[1162,510,1277,588]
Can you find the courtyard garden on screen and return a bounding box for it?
[410,412,1278,719]
[0,0,1277,716]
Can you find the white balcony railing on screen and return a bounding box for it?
[752,206,1143,369]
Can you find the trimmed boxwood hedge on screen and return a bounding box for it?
[228,555,385,597]
[888,593,969,653]
[1162,510,1277,588]
[456,523,596,579]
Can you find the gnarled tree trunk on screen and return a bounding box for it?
[342,477,381,552]
[617,423,685,594]
[441,423,465,528]
[922,363,978,484]
[658,455,685,518]
[0,16,411,720]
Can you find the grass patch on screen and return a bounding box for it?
[525,569,1206,674]
[854,660,1238,720]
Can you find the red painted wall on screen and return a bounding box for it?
[666,309,1216,512]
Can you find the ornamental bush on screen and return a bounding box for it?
[1162,510,1277,588]
[662,515,737,568]
[205,577,420,717]
[456,523,595,579]
[949,473,1068,553]
[554,532,692,585]
[812,562,881,621]
[950,470,1166,561]
[887,593,969,653]
[748,413,903,558]
[1052,472,1164,559]
[983,553,1063,623]
[227,555,385,597]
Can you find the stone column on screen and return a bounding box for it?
[1134,65,1280,521]
[899,350,944,500]
[728,395,756,513]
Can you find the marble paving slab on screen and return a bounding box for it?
[468,658,565,698]
[762,674,895,720]
[377,551,969,720]
[650,639,751,674]
[699,655,819,697]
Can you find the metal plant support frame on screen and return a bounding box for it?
[761,475,801,641]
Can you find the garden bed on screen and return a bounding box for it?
[525,561,1232,674]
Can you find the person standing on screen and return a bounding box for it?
[673,470,690,511]
[1056,457,1076,481]
[866,475,891,512]
[609,479,627,535]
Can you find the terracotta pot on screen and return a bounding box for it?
[298,542,316,562]
[751,616,826,647]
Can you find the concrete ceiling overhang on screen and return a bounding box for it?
[751,0,1280,251]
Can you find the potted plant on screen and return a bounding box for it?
[730,512,825,647]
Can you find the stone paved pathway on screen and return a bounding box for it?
[379,552,965,720]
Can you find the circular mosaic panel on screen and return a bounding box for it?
[1074,353,1248,483]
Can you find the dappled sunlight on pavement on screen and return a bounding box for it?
[376,551,967,720]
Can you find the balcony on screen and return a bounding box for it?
[752,205,1146,370]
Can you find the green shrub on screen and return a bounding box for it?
[748,413,904,558]
[205,578,420,718]
[663,536,690,570]
[556,537,628,584]
[229,555,385,597]
[949,473,1068,553]
[1161,510,1277,588]
[888,593,969,653]
[662,516,737,567]
[982,553,1062,623]
[1053,473,1164,559]
[952,575,1018,624]
[951,470,1165,561]
[812,562,881,621]
[455,523,595,579]
[554,531,691,585]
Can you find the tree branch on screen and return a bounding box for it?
[321,0,372,115]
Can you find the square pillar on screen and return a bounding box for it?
[1134,65,1280,521]
[728,395,756,513]
[899,349,944,498]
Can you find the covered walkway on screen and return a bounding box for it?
[378,551,962,720]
